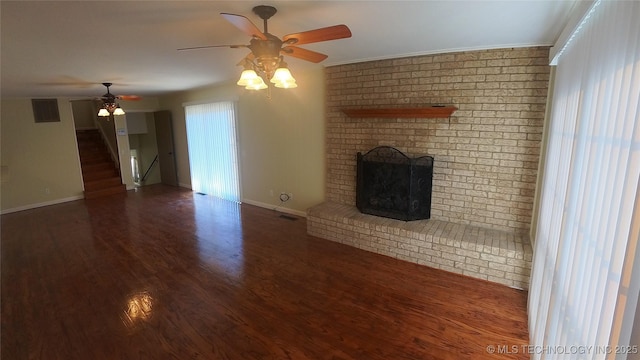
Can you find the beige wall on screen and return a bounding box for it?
[325,47,550,232]
[71,99,97,129]
[1,98,84,212]
[158,67,326,215]
[120,97,160,113]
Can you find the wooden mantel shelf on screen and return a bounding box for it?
[341,106,457,118]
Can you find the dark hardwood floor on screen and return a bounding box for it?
[1,185,529,359]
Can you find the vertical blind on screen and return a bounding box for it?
[529,1,640,359]
[185,101,241,203]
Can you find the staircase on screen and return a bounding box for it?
[76,129,126,199]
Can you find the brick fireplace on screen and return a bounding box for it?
[308,47,549,289]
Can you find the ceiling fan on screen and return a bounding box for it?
[178,5,352,90]
[97,82,141,118]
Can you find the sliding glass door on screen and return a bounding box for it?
[185,101,241,203]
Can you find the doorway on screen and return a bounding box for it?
[126,110,178,187]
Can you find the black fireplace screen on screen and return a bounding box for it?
[356,146,433,221]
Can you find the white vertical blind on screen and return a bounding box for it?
[529,1,640,359]
[185,101,241,203]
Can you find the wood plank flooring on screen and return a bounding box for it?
[1,185,529,359]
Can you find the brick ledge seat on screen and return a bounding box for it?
[307,202,532,290]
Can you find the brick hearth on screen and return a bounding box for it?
[307,202,532,289]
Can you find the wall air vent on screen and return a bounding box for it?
[31,99,60,123]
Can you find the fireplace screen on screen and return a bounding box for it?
[356,146,433,221]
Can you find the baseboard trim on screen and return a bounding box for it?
[241,199,307,218]
[1,195,85,215]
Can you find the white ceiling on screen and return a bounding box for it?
[1,1,577,99]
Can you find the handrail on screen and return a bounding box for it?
[141,155,159,182]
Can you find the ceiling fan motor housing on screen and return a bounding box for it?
[249,36,283,79]
[249,36,282,59]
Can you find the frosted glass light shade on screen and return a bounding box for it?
[98,108,110,117]
[245,76,268,90]
[270,67,295,84]
[113,106,125,116]
[274,79,297,88]
[237,69,259,86]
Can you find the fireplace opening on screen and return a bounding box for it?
[356,146,433,221]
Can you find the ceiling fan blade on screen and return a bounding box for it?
[282,25,351,45]
[117,95,142,101]
[282,46,328,63]
[38,76,97,88]
[221,13,267,40]
[178,44,246,51]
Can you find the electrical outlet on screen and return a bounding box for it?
[270,189,274,197]
[288,193,293,200]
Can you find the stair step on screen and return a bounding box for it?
[75,130,101,140]
[80,148,110,157]
[84,177,123,192]
[78,144,108,153]
[82,168,120,182]
[80,156,113,166]
[84,184,126,199]
[77,132,102,138]
[82,162,117,174]
[76,132,101,138]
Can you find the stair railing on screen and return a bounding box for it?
[140,155,159,183]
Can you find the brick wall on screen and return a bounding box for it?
[325,47,550,233]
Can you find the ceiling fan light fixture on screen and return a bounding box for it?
[98,102,126,117]
[96,83,137,116]
[206,5,351,93]
[180,6,351,92]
